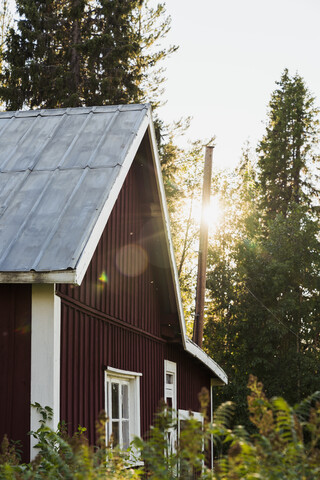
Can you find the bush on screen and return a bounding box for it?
[1,377,320,479]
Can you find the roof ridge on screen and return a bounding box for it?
[0,103,150,119]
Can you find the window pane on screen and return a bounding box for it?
[166,373,173,384]
[122,420,129,450]
[112,421,119,446]
[122,384,129,419]
[112,382,119,419]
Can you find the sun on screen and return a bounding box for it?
[191,195,222,231]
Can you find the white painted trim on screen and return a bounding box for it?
[30,284,61,459]
[178,409,203,423]
[105,367,142,446]
[210,380,214,471]
[164,360,177,411]
[185,338,228,385]
[107,366,142,378]
[0,270,77,284]
[164,360,177,455]
[147,120,187,347]
[178,409,204,474]
[75,111,151,285]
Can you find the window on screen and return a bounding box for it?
[105,367,142,449]
[164,360,177,454]
[178,409,203,435]
[178,409,204,477]
[164,360,176,411]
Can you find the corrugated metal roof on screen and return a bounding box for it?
[0,104,150,279]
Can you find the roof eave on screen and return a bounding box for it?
[0,269,77,284]
[185,338,228,385]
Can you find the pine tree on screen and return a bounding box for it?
[0,0,12,77]
[257,69,319,219]
[0,0,175,109]
[204,71,320,423]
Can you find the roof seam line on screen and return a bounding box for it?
[0,115,42,171]
[31,168,91,270]
[57,112,94,169]
[86,110,121,167]
[0,170,57,265]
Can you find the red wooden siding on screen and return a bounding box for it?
[165,344,211,413]
[0,284,31,461]
[60,301,210,443]
[60,301,165,441]
[58,157,161,337]
[58,145,213,442]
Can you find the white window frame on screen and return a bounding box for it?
[178,409,204,475]
[164,360,177,411]
[105,367,142,450]
[164,360,177,455]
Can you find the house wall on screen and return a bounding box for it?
[0,284,31,461]
[59,302,210,443]
[58,159,161,337]
[57,154,212,443]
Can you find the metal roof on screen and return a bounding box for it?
[0,104,151,283]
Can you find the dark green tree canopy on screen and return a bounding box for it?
[0,0,175,109]
[204,70,320,424]
[257,69,320,219]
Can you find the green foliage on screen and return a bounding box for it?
[257,68,320,220]
[204,70,320,423]
[0,0,176,109]
[212,376,320,479]
[0,0,12,79]
[2,382,320,479]
[0,404,141,479]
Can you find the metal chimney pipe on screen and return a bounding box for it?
[192,145,214,347]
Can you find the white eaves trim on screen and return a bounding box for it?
[0,270,77,284]
[185,338,228,385]
[147,115,187,348]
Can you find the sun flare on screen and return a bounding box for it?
[191,195,223,230]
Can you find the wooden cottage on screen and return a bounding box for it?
[0,104,227,461]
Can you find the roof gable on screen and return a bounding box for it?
[0,105,150,282]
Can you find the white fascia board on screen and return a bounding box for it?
[185,338,228,385]
[74,111,151,285]
[147,117,187,348]
[0,269,77,284]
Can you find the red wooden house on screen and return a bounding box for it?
[0,104,227,461]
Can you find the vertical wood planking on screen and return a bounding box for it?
[60,301,169,442]
[0,285,31,462]
[58,160,161,337]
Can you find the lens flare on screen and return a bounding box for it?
[116,244,148,277]
[99,271,108,283]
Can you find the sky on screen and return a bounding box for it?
[151,0,320,170]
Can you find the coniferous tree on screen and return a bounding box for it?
[204,71,320,424]
[258,69,319,219]
[0,0,175,109]
[0,0,11,77]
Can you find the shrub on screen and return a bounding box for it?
[1,378,320,479]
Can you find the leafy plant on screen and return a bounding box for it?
[1,380,320,479]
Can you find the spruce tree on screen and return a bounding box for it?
[257,69,319,218]
[0,0,11,77]
[0,0,175,109]
[204,71,320,423]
